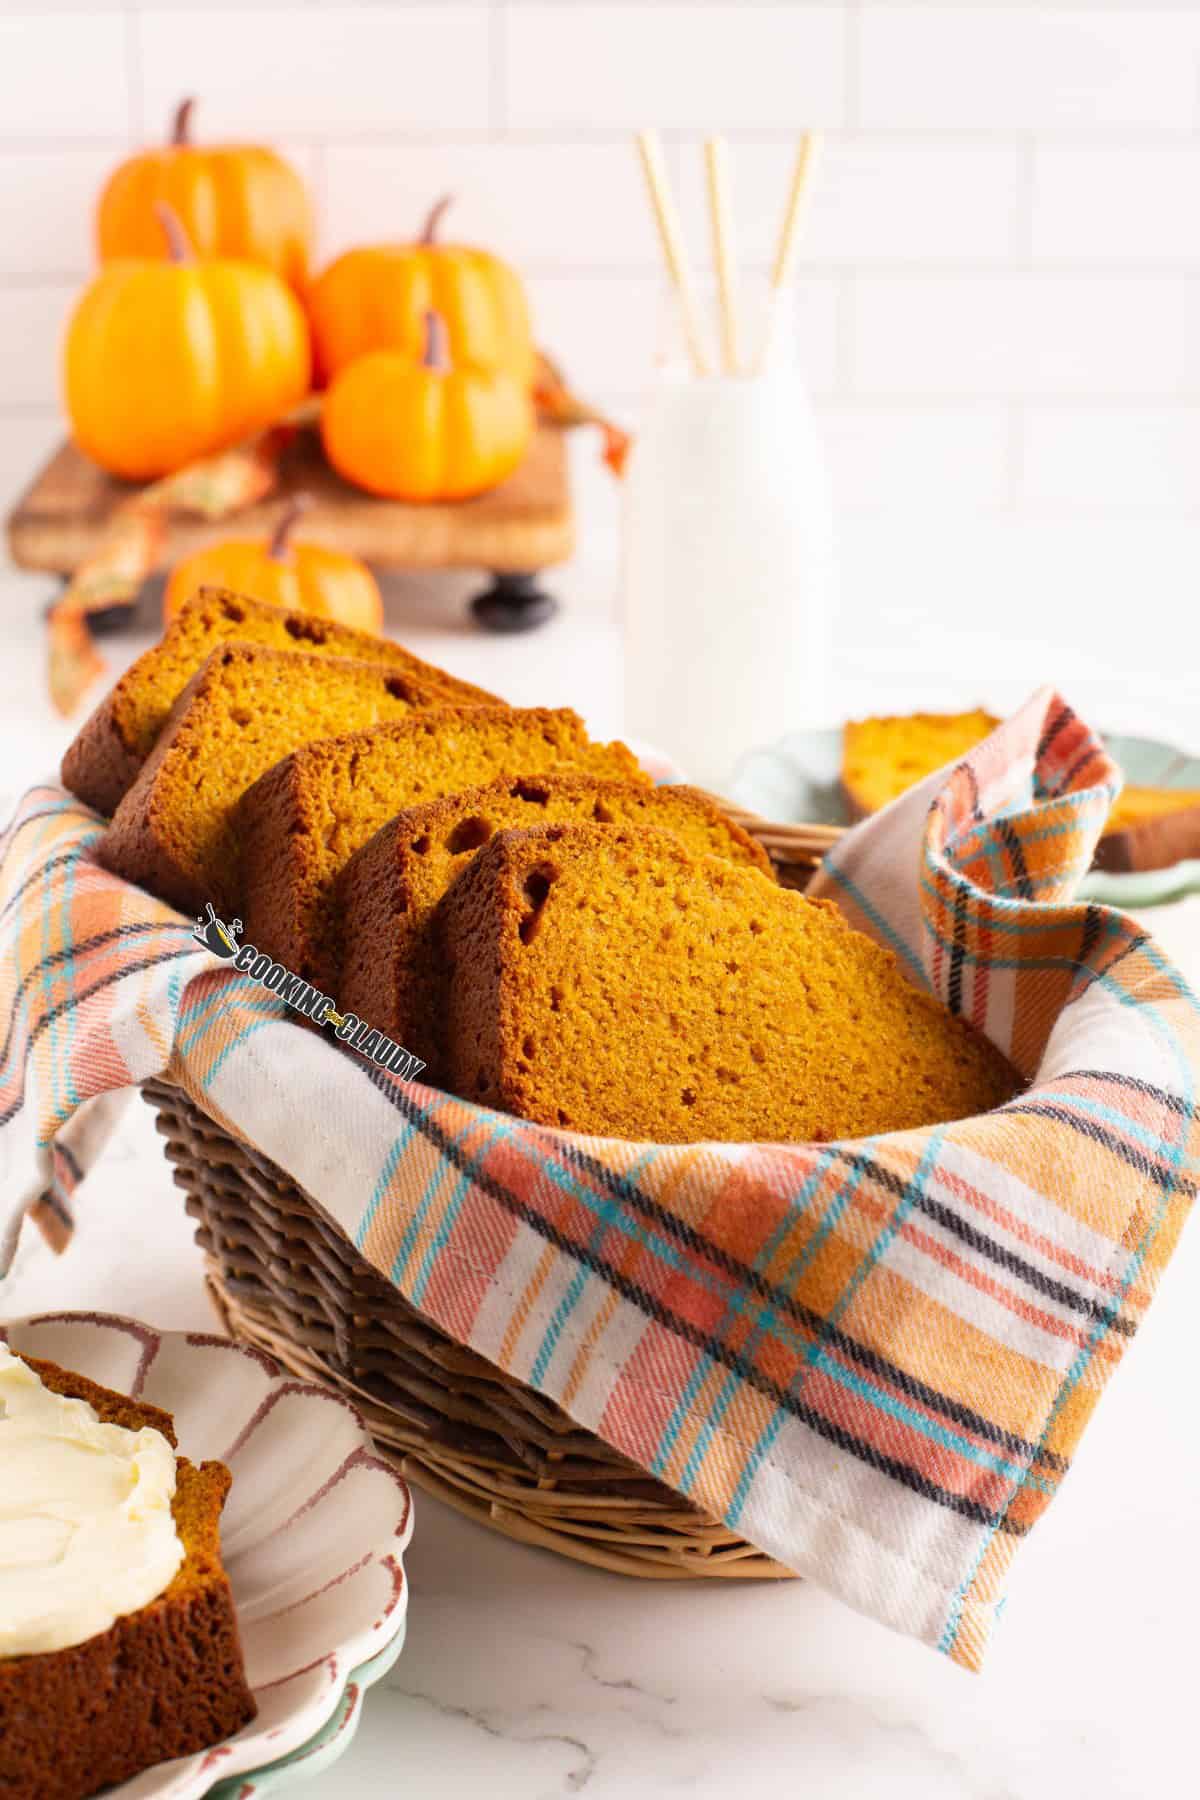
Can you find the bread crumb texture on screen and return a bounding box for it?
[842,709,998,817]
[120,587,494,759]
[338,772,772,1081]
[442,823,1019,1144]
[98,642,434,914]
[62,584,497,817]
[238,707,647,989]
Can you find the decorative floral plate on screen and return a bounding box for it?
[730,727,1200,909]
[3,1313,413,1799]
[208,1632,407,1800]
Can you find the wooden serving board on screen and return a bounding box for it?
[6,422,575,576]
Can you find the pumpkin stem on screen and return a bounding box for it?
[268,494,312,562]
[422,310,450,373]
[156,201,194,263]
[170,97,196,147]
[418,195,453,246]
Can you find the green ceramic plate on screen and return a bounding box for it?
[730,728,1200,910]
[208,1625,407,1799]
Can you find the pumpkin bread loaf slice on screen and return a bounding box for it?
[236,708,647,995]
[0,1356,255,1800]
[1092,785,1200,873]
[441,822,1019,1143]
[337,773,771,1083]
[98,642,440,915]
[842,708,1200,872]
[62,584,499,817]
[841,709,998,819]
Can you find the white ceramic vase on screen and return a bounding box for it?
[622,345,835,794]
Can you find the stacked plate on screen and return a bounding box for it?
[4,1314,413,1799]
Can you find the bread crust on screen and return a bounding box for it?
[0,1354,256,1800]
[235,708,647,997]
[337,775,773,1084]
[60,584,500,818]
[1093,799,1200,873]
[236,749,323,980]
[60,695,147,820]
[95,658,226,913]
[97,643,438,917]
[15,1354,177,1444]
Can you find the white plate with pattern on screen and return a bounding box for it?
[3,1313,413,1799]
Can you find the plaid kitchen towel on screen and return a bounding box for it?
[2,686,1197,1669]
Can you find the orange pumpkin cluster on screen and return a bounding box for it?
[60,99,538,612]
[314,197,534,503]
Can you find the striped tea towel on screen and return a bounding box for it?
[1,686,1196,1668]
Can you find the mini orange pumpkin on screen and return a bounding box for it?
[307,196,534,388]
[162,496,383,631]
[97,97,312,294]
[322,311,532,503]
[64,204,311,481]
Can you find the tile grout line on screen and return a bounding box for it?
[6,130,1200,153]
[14,264,1200,283]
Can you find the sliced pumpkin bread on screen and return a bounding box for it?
[0,1355,255,1800]
[842,708,1200,873]
[841,709,999,819]
[98,642,441,915]
[235,708,648,995]
[1093,785,1200,873]
[337,772,772,1081]
[441,822,1019,1143]
[62,585,499,818]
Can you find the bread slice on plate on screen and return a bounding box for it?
[0,1353,255,1800]
[337,772,772,1083]
[440,821,1018,1143]
[841,709,998,819]
[1093,785,1200,873]
[61,585,499,818]
[98,642,440,915]
[235,707,648,996]
[842,710,1200,875]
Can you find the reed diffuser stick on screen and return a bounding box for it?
[635,129,712,377]
[756,131,821,372]
[704,136,741,376]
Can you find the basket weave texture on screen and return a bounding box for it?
[144,810,837,1580]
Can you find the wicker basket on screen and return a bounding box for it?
[144,810,840,1581]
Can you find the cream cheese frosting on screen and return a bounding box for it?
[0,1347,185,1658]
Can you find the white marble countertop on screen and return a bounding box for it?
[2,492,1199,1796]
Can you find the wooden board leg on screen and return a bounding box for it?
[469,571,559,633]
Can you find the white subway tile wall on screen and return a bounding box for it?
[3,0,1200,644]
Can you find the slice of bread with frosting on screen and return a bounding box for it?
[0,1353,255,1800]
